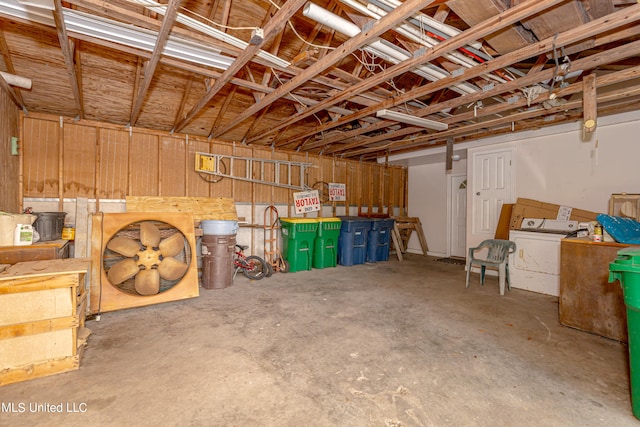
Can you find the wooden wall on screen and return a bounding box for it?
[0,90,20,212]
[21,113,407,214]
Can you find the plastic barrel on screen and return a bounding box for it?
[337,217,371,266]
[609,248,640,419]
[313,218,341,269]
[201,234,236,289]
[279,218,318,272]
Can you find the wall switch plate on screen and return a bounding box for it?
[10,136,18,155]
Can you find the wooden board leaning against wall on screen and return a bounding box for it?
[19,112,408,217]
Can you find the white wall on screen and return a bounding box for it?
[407,159,467,256]
[391,110,640,257]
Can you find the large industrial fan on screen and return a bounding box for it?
[90,212,199,314]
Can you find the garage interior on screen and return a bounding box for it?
[1,0,640,425]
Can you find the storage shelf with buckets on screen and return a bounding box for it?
[90,212,198,314]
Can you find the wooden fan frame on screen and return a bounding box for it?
[90,212,199,314]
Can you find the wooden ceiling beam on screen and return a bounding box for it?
[296,3,640,151]
[172,0,219,131]
[0,22,25,110]
[65,0,393,115]
[210,0,438,138]
[53,0,83,119]
[328,37,640,154]
[356,84,640,157]
[129,0,181,126]
[333,62,640,155]
[173,0,308,133]
[250,0,567,146]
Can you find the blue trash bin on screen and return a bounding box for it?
[365,218,395,262]
[337,217,371,266]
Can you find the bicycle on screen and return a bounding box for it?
[233,244,269,280]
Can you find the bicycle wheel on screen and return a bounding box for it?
[198,158,227,183]
[242,255,267,280]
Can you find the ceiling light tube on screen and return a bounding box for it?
[374,0,483,50]
[131,0,290,69]
[304,2,477,95]
[376,109,449,131]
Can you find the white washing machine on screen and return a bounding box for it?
[508,230,567,296]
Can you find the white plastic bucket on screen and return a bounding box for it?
[201,220,238,236]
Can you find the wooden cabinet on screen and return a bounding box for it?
[0,239,70,265]
[559,238,633,342]
[0,258,90,386]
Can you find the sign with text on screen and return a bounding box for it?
[328,183,346,201]
[293,190,320,214]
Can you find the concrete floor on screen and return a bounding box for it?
[0,254,637,426]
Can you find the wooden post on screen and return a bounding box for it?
[58,117,64,212]
[94,127,101,213]
[583,73,597,133]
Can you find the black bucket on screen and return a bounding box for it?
[34,212,67,241]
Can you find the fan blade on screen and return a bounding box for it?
[140,221,161,248]
[107,259,139,285]
[135,269,160,295]
[159,232,185,257]
[106,236,141,257]
[157,257,188,281]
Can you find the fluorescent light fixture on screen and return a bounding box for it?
[131,0,290,69]
[17,0,52,9]
[376,109,448,131]
[303,2,477,95]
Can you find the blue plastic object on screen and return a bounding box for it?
[366,218,395,263]
[337,217,371,266]
[597,214,640,244]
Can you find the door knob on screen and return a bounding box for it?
[476,192,480,196]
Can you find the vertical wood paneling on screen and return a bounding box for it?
[188,138,210,197]
[0,90,20,211]
[160,136,186,196]
[63,123,96,198]
[130,132,159,196]
[18,115,408,212]
[98,128,128,199]
[23,117,59,198]
[206,141,233,198]
[232,145,253,200]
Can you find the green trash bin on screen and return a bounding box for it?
[313,218,342,269]
[279,218,318,272]
[609,248,640,420]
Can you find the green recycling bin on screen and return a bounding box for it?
[609,248,640,420]
[279,218,318,272]
[313,218,342,269]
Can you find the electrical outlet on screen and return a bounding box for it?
[10,136,18,155]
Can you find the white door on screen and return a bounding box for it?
[471,148,513,237]
[449,175,467,258]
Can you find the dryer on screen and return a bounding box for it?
[508,229,567,296]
